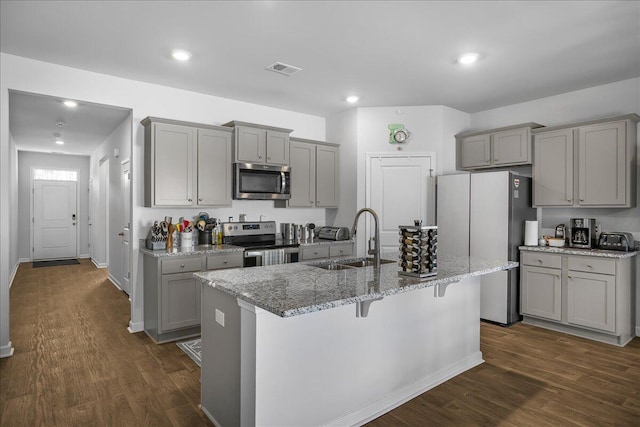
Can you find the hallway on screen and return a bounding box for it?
[0,260,210,426]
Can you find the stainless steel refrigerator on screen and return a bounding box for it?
[436,171,536,325]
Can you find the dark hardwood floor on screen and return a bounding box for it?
[1,260,639,426]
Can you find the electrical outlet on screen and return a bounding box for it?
[215,309,225,327]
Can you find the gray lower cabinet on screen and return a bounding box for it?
[143,251,243,343]
[300,242,353,261]
[456,123,542,170]
[533,114,639,208]
[520,250,636,346]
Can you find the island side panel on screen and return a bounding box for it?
[246,276,483,426]
[201,284,242,427]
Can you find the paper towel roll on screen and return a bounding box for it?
[524,221,538,246]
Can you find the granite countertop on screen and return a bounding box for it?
[519,245,639,259]
[195,253,518,318]
[140,243,244,257]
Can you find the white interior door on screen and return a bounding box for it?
[367,155,433,255]
[120,161,131,296]
[33,180,78,260]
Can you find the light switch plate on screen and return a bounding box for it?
[215,309,225,327]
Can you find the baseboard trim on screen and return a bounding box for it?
[9,260,20,288]
[91,258,107,269]
[324,352,484,427]
[79,253,90,259]
[19,257,30,263]
[201,405,223,427]
[107,274,122,290]
[636,326,640,337]
[128,320,144,334]
[0,341,15,358]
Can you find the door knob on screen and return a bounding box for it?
[118,232,124,236]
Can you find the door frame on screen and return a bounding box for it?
[120,158,132,297]
[364,152,436,256]
[30,168,80,261]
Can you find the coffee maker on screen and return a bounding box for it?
[570,218,597,248]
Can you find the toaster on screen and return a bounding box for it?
[317,226,351,241]
[597,232,635,251]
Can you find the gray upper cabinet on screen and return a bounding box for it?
[316,144,339,207]
[289,140,316,207]
[198,128,233,206]
[459,134,491,169]
[533,114,638,208]
[285,138,339,208]
[223,121,293,166]
[456,123,542,170]
[533,128,574,206]
[143,117,233,208]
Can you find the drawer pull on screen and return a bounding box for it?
[180,263,185,268]
[223,260,228,264]
[537,259,542,263]
[586,264,592,268]
[568,275,572,279]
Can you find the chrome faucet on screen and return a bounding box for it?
[351,208,380,270]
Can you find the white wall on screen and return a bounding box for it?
[470,77,640,331]
[9,136,18,275]
[326,108,358,229]
[0,52,327,350]
[17,152,91,261]
[90,114,132,286]
[331,105,470,255]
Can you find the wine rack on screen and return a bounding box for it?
[398,221,437,278]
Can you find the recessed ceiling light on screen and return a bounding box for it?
[458,52,479,65]
[63,100,77,108]
[171,50,191,61]
[55,139,65,145]
[346,95,360,104]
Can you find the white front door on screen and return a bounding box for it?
[367,155,434,254]
[120,160,131,296]
[33,180,78,260]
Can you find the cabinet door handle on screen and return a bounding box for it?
[568,275,572,279]
[555,275,560,279]
[198,198,203,202]
[258,155,263,159]
[567,198,572,202]
[586,264,592,268]
[188,198,192,202]
[579,198,584,202]
[537,259,542,263]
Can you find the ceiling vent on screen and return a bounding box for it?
[266,62,302,76]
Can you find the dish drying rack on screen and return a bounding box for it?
[398,221,437,279]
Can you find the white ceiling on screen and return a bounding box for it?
[8,91,130,156]
[2,1,639,155]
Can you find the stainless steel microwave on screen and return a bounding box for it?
[234,162,291,200]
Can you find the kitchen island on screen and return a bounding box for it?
[195,254,518,426]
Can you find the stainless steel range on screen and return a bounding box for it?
[222,221,299,267]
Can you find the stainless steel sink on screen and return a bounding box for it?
[311,258,395,270]
[341,258,396,268]
[315,263,356,271]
